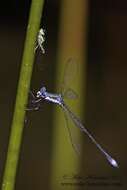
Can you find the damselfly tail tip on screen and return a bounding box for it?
[110,158,119,168]
[107,156,119,168]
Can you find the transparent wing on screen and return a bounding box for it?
[61,58,78,99]
[63,107,81,155]
[63,103,119,168]
[63,88,78,99]
[63,58,77,86]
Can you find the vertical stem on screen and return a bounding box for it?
[51,0,89,189]
[2,1,45,190]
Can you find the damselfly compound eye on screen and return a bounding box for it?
[36,91,41,98]
[40,86,46,94]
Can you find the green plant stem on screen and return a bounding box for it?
[2,1,45,190]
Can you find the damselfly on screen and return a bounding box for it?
[28,85,118,168]
[27,58,118,168]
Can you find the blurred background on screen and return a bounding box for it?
[0,0,126,189]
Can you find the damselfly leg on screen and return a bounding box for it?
[26,91,42,111]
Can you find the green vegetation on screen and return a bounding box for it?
[2,1,45,190]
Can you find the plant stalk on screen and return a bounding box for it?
[2,0,45,190]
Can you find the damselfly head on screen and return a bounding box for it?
[36,91,41,98]
[36,86,46,98]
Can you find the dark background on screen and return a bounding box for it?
[0,0,126,189]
